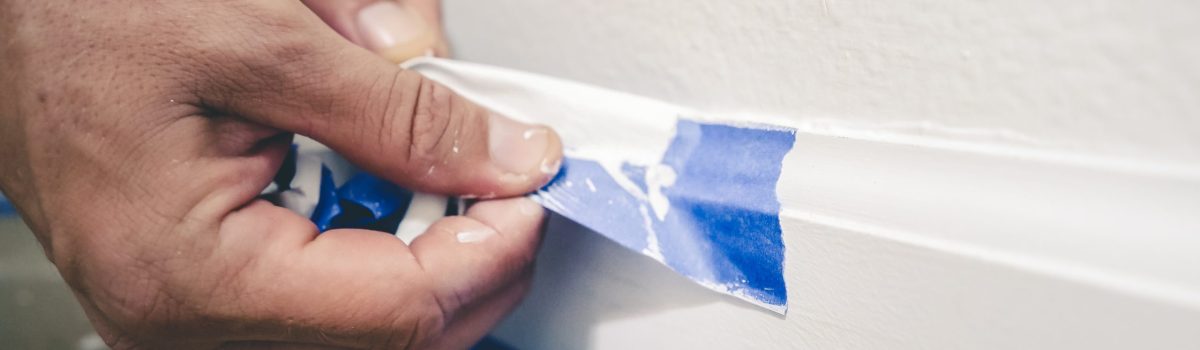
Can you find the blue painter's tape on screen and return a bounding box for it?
[270,148,415,234]
[535,119,795,311]
[327,173,413,232]
[0,194,15,217]
[538,158,651,252]
[310,165,342,232]
[660,121,792,307]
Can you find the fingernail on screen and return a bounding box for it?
[357,2,435,62]
[489,114,554,175]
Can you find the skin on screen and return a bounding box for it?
[0,0,562,348]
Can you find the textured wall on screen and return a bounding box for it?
[445,0,1200,163]
[441,0,1200,348]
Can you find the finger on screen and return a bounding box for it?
[219,277,530,350]
[204,201,424,348]
[406,197,545,349]
[195,4,562,198]
[301,0,448,61]
[408,196,545,310]
[205,197,544,348]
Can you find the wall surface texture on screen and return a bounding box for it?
[441,0,1200,348]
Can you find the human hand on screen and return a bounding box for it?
[0,0,561,348]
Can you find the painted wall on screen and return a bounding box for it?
[445,0,1200,164]
[441,0,1200,348]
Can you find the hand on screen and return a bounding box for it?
[0,0,562,348]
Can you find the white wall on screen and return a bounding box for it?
[445,0,1200,164]
[442,0,1200,348]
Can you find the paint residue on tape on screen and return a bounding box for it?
[534,120,795,313]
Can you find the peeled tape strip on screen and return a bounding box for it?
[535,120,793,312]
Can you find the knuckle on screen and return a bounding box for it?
[393,304,449,350]
[376,284,449,349]
[410,292,452,348]
[403,76,464,173]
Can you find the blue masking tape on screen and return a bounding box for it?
[0,194,14,216]
[662,121,792,308]
[310,165,342,232]
[269,148,413,234]
[534,120,794,312]
[326,173,413,232]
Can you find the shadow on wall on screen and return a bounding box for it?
[493,214,773,349]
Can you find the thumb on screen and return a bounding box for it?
[196,2,561,198]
